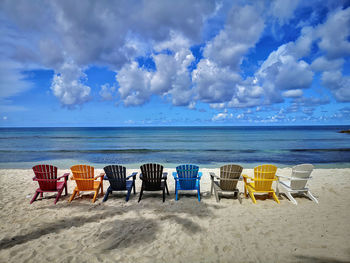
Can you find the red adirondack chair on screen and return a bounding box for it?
[31,164,69,204]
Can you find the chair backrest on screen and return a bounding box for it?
[254,164,277,191]
[103,165,127,190]
[70,165,94,190]
[290,164,314,190]
[32,164,58,191]
[219,164,243,191]
[140,163,164,190]
[176,164,199,189]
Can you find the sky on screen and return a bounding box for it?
[0,0,350,127]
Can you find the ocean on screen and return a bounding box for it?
[0,126,349,169]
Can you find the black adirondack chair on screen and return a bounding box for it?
[103,165,137,202]
[138,163,169,202]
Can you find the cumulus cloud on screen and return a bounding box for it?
[321,71,350,102]
[0,0,349,113]
[50,61,91,107]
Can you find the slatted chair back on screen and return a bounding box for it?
[290,164,314,190]
[140,163,163,190]
[219,164,243,191]
[254,164,277,191]
[71,165,94,191]
[32,164,58,191]
[103,165,127,190]
[176,164,199,189]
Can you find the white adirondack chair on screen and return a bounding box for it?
[277,164,318,205]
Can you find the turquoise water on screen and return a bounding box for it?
[0,126,349,168]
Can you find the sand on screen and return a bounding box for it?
[0,167,349,263]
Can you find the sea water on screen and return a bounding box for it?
[0,126,349,168]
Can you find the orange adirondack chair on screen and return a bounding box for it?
[243,164,279,204]
[69,165,104,203]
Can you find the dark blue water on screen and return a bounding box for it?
[0,126,349,168]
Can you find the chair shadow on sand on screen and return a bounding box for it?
[0,195,218,251]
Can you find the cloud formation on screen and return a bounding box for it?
[0,0,349,116]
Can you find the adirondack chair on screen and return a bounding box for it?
[172,164,202,201]
[102,165,137,202]
[138,163,169,202]
[69,165,104,203]
[31,164,69,204]
[243,164,279,204]
[277,164,318,205]
[210,164,243,204]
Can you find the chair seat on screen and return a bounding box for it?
[74,181,101,191]
[212,181,238,192]
[176,180,199,190]
[110,180,133,191]
[279,180,308,191]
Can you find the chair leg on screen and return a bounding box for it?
[248,190,257,204]
[197,186,201,202]
[68,190,77,203]
[214,188,219,203]
[163,188,165,202]
[272,191,280,204]
[210,180,214,196]
[103,189,111,202]
[237,191,242,204]
[306,191,318,204]
[92,185,101,203]
[30,190,40,204]
[126,188,132,202]
[285,192,297,205]
[165,182,169,195]
[138,188,143,202]
[54,188,64,204]
[40,192,43,198]
[133,181,136,194]
[244,185,248,198]
[64,184,68,195]
[175,184,178,201]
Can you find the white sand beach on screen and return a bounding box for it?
[0,168,349,263]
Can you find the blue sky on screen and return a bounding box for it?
[0,0,349,127]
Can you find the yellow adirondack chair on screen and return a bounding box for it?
[243,164,279,204]
[69,165,104,203]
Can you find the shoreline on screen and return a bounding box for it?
[1,161,350,169]
[0,168,349,262]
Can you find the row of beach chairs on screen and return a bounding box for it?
[30,163,318,206]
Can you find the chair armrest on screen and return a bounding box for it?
[126,172,138,180]
[57,173,70,180]
[103,175,108,180]
[242,174,252,180]
[276,174,290,180]
[94,174,104,180]
[209,172,219,180]
[172,172,178,179]
[162,172,168,180]
[198,172,203,178]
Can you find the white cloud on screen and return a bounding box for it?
[321,71,350,102]
[271,0,300,24]
[282,89,303,98]
[212,109,233,121]
[50,61,91,107]
[99,84,116,101]
[203,5,264,70]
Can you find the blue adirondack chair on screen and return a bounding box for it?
[172,164,202,201]
[103,165,137,202]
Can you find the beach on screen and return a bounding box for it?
[0,167,349,263]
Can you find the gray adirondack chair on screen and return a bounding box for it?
[210,164,243,204]
[277,164,318,205]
